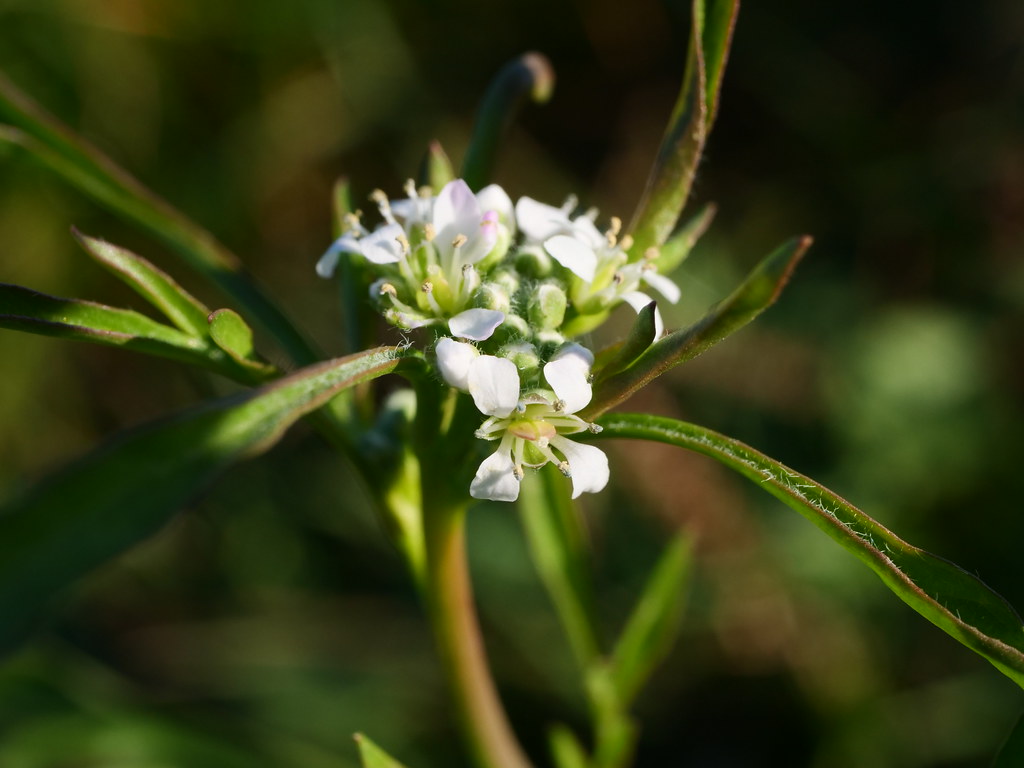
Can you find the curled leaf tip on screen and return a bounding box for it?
[519,51,556,102]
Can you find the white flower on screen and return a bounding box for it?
[436,339,608,502]
[515,195,680,336]
[317,179,513,328]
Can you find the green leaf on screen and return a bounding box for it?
[418,140,455,191]
[593,414,1024,689]
[72,229,211,337]
[0,283,225,372]
[207,308,254,359]
[461,52,555,190]
[994,713,1024,768]
[0,346,420,654]
[652,202,716,274]
[609,532,692,706]
[549,725,591,768]
[518,466,601,670]
[0,76,319,368]
[354,733,411,768]
[595,301,658,381]
[627,0,738,259]
[585,235,810,418]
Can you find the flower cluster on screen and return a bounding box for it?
[318,178,682,502]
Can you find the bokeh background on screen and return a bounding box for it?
[1,0,1023,766]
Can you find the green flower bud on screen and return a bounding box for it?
[477,281,512,313]
[528,282,568,331]
[515,245,553,278]
[499,342,541,379]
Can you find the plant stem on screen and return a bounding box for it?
[424,500,533,768]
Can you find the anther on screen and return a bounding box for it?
[512,465,525,481]
[644,247,659,261]
[452,233,468,249]
[557,461,571,477]
[619,234,634,251]
[404,178,417,199]
[553,398,567,413]
[423,223,436,241]
[379,282,398,297]
[421,281,434,293]
[370,189,388,205]
[588,423,603,434]
[396,233,411,254]
[612,272,624,285]
[561,194,579,214]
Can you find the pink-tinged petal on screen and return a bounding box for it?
[434,179,481,243]
[543,355,592,414]
[642,270,681,304]
[436,337,479,391]
[449,308,505,341]
[470,448,521,502]
[621,291,664,338]
[359,224,407,264]
[544,235,598,282]
[467,356,520,417]
[476,184,515,228]
[550,436,609,499]
[460,215,500,265]
[515,196,572,241]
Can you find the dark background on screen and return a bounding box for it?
[1,1,1023,765]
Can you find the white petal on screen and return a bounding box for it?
[571,215,606,249]
[315,235,361,277]
[476,184,515,229]
[449,308,505,341]
[470,448,521,502]
[436,338,479,391]
[515,196,572,241]
[544,235,598,283]
[359,224,407,264]
[552,342,594,368]
[550,436,609,499]
[467,356,520,417]
[642,270,681,304]
[434,179,480,244]
[543,356,592,414]
[622,291,664,338]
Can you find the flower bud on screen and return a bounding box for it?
[515,246,553,278]
[499,342,541,379]
[528,282,567,331]
[477,281,512,313]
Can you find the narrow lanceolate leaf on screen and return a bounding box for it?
[461,52,555,190]
[0,283,229,373]
[0,77,319,367]
[594,414,1024,689]
[548,725,591,768]
[73,230,212,337]
[585,236,810,418]
[653,202,717,275]
[354,733,411,768]
[418,140,455,191]
[628,0,738,259]
[595,301,658,381]
[609,532,693,706]
[0,346,420,654]
[518,466,601,670]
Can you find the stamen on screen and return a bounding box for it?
[370,188,397,226]
[421,281,433,293]
[396,233,411,255]
[512,464,525,481]
[612,272,624,285]
[557,460,571,477]
[404,178,417,199]
[588,422,603,434]
[553,398,566,413]
[560,194,579,214]
[619,234,634,251]
[423,223,436,241]
[451,233,468,249]
[644,246,659,261]
[379,282,398,297]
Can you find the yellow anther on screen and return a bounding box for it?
[619,234,634,251]
[421,281,434,293]
[452,233,468,249]
[423,223,436,241]
[644,246,660,261]
[379,282,398,296]
[396,233,411,253]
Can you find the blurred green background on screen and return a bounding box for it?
[2,0,1023,766]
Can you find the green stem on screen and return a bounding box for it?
[423,501,533,768]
